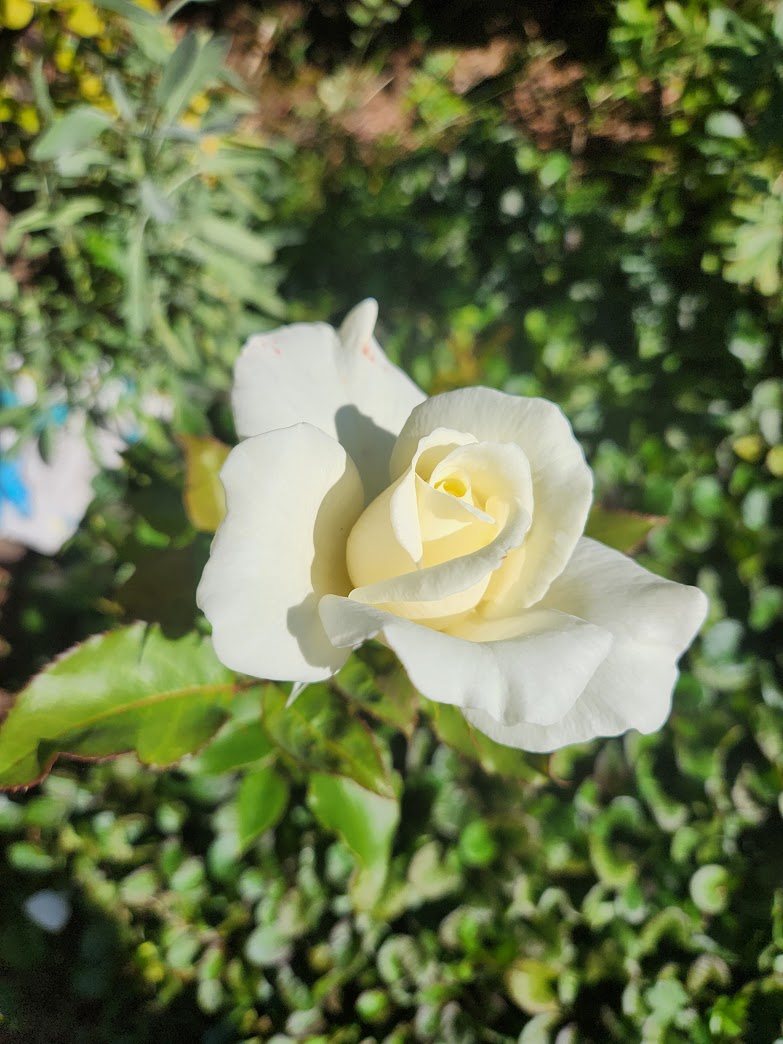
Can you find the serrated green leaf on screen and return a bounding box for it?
[0,624,234,789]
[584,504,664,554]
[195,718,273,774]
[237,764,289,852]
[30,106,112,162]
[263,684,394,798]
[180,434,230,532]
[308,772,399,909]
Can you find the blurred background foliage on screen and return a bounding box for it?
[1,0,783,1041]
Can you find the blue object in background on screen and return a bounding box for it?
[0,457,32,523]
[1,386,31,525]
[0,380,70,526]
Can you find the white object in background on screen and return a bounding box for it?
[1,374,172,556]
[22,889,72,934]
[0,411,110,555]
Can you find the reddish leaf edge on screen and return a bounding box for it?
[0,623,240,792]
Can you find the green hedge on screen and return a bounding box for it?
[1,0,782,1041]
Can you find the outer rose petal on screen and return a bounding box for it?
[197,424,364,682]
[232,300,425,502]
[390,387,592,607]
[319,595,612,727]
[463,537,709,751]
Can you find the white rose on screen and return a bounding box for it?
[197,300,708,751]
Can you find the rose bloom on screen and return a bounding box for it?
[197,301,707,751]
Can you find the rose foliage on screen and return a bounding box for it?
[198,301,707,751]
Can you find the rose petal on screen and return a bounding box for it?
[350,499,530,622]
[319,595,612,727]
[349,439,534,624]
[464,537,709,750]
[232,300,425,502]
[390,428,479,563]
[197,424,364,682]
[390,387,592,607]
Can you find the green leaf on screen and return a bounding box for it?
[194,717,273,774]
[245,925,291,967]
[664,2,691,34]
[157,33,229,127]
[724,197,783,295]
[55,148,112,178]
[263,684,395,798]
[199,252,285,315]
[93,0,159,25]
[237,764,289,852]
[30,106,112,162]
[127,18,172,63]
[125,219,149,337]
[140,178,176,223]
[105,71,136,122]
[180,434,230,532]
[705,110,745,139]
[645,979,688,1022]
[6,198,103,249]
[308,772,399,909]
[0,624,235,789]
[423,699,547,781]
[333,652,419,736]
[405,840,462,902]
[154,30,199,120]
[30,57,54,120]
[194,215,275,265]
[584,504,664,554]
[689,864,730,914]
[505,959,560,1016]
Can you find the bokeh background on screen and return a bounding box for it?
[1,0,782,1041]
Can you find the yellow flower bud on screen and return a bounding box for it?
[0,0,35,31]
[17,105,40,135]
[65,0,104,37]
[80,73,103,100]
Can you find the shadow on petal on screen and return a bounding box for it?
[286,454,365,671]
[336,403,396,502]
